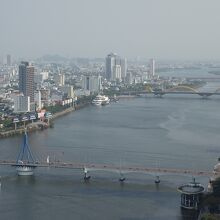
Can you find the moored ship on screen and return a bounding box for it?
[92,95,110,106]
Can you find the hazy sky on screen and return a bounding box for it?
[1,0,220,60]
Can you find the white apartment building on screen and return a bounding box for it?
[14,95,30,113]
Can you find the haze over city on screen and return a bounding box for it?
[2,0,220,219]
[1,0,220,60]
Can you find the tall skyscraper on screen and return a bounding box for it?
[19,62,35,102]
[120,58,127,80]
[105,53,117,80]
[105,53,127,82]
[149,58,155,77]
[112,65,122,82]
[7,54,11,66]
[82,75,102,93]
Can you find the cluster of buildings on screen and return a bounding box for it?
[80,53,157,95]
[14,62,76,113]
[105,53,157,85]
[0,53,161,119]
[0,56,78,118]
[105,53,127,82]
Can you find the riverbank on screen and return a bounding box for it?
[117,95,137,99]
[0,103,89,139]
[52,102,91,119]
[52,106,75,120]
[0,121,48,138]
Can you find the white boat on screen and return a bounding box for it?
[101,95,110,105]
[92,95,103,106]
[92,95,110,106]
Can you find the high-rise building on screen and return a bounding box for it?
[112,65,122,82]
[105,53,117,80]
[120,58,127,80]
[149,58,155,77]
[19,62,35,102]
[105,53,127,82]
[7,54,11,66]
[82,75,102,93]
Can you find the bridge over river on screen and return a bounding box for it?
[120,85,220,98]
[0,159,215,177]
[1,127,219,183]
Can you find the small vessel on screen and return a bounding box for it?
[92,95,102,106]
[92,95,110,106]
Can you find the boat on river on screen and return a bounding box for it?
[92,95,110,106]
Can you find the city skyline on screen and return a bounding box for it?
[1,0,220,60]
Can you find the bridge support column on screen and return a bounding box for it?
[119,173,126,182]
[84,168,91,181]
[16,165,35,176]
[15,129,36,176]
[155,176,160,184]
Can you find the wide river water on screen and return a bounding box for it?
[0,91,220,219]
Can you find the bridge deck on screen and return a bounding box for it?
[0,160,215,177]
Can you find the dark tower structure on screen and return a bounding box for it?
[19,62,35,102]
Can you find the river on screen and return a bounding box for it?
[0,88,220,219]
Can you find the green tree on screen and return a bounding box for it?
[3,119,13,128]
[201,213,220,220]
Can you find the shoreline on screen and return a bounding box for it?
[0,85,206,139]
[0,103,89,139]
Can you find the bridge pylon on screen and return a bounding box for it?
[155,175,160,184]
[15,129,37,176]
[119,172,126,182]
[83,167,91,181]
